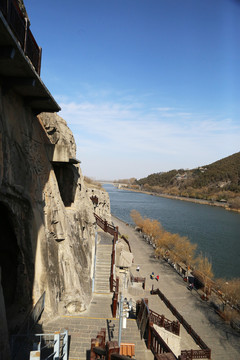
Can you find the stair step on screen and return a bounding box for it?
[95,269,110,274]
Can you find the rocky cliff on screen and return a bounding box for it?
[0,87,111,342]
[0,2,112,357]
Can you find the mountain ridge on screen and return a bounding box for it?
[134,152,240,208]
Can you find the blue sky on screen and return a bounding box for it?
[25,0,240,180]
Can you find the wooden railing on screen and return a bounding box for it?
[130,273,146,290]
[94,213,118,292]
[151,288,211,359]
[136,299,177,359]
[0,0,42,74]
[121,235,132,253]
[148,324,173,356]
[149,308,180,336]
[180,349,211,360]
[137,299,180,337]
[112,277,119,318]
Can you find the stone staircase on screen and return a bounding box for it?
[40,229,154,360]
[42,315,153,360]
[94,244,112,293]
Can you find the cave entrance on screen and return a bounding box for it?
[0,203,19,311]
[53,163,78,207]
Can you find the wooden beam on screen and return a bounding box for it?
[1,77,36,95]
[24,96,50,104]
[6,77,36,87]
[0,46,16,59]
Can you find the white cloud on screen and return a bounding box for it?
[59,99,240,179]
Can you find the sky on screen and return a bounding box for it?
[24,0,240,180]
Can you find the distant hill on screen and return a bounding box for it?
[134,152,240,208]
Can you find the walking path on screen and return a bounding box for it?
[39,216,240,360]
[112,215,240,360]
[40,230,152,360]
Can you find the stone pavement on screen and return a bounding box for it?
[39,219,240,360]
[40,230,153,360]
[41,292,152,360]
[112,216,240,360]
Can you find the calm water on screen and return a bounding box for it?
[103,184,240,280]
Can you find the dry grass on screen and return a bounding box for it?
[84,176,104,190]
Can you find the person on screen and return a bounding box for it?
[155,275,159,281]
[188,282,194,291]
[136,266,140,272]
[150,272,154,280]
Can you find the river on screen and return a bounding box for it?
[103,184,240,280]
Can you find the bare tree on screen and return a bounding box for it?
[130,210,144,228]
[196,254,214,295]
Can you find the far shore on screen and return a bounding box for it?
[119,186,240,213]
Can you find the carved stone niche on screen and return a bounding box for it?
[45,143,80,207]
[52,162,79,207]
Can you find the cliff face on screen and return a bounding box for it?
[0,2,112,357]
[0,87,111,344]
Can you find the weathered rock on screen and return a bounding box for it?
[0,3,111,356]
[39,112,76,159]
[88,186,112,223]
[0,86,111,339]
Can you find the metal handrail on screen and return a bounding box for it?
[30,330,68,360]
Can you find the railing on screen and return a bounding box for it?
[136,299,149,338]
[12,330,68,360]
[179,349,211,360]
[11,292,46,359]
[136,299,177,359]
[149,309,180,336]
[148,324,173,356]
[151,288,211,359]
[28,330,68,360]
[137,299,179,338]
[0,0,42,74]
[130,273,146,290]
[94,213,118,238]
[121,235,132,253]
[112,277,119,318]
[94,213,118,292]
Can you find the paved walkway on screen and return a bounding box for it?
[112,216,240,360]
[39,217,240,360]
[40,230,152,360]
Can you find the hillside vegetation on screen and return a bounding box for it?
[134,152,240,209]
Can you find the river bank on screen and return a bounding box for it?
[111,214,240,359]
[105,183,240,279]
[120,186,240,213]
